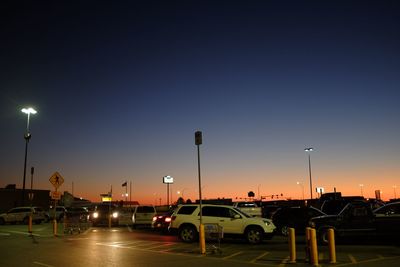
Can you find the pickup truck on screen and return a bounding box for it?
[232,202,262,217]
[309,201,400,244]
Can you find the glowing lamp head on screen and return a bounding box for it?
[21,107,37,115]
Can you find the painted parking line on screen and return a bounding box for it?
[222,251,243,260]
[250,251,270,263]
[348,254,357,263]
[33,261,54,267]
[336,255,400,267]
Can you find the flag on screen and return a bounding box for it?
[122,181,127,187]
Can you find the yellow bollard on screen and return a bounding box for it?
[310,228,319,266]
[53,219,58,236]
[28,215,32,234]
[328,228,336,263]
[199,224,206,254]
[288,227,296,263]
[305,227,311,262]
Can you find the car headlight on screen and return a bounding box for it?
[264,219,272,226]
[93,212,99,218]
[112,212,118,218]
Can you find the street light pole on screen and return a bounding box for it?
[304,147,314,200]
[195,131,205,254]
[21,107,37,206]
[359,184,364,197]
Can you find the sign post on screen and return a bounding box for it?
[49,172,64,236]
[163,176,174,206]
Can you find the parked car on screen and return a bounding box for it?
[169,204,276,244]
[373,201,400,216]
[66,206,90,222]
[118,207,134,226]
[132,205,157,228]
[47,206,67,222]
[152,209,175,233]
[272,206,326,236]
[90,204,119,226]
[310,201,400,244]
[0,206,46,225]
[232,201,262,217]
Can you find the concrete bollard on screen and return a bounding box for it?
[310,228,319,266]
[328,228,336,263]
[199,224,206,254]
[288,227,296,263]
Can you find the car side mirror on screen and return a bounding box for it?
[233,214,241,219]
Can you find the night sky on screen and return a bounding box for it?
[1,1,399,204]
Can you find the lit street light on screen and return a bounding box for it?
[304,147,314,199]
[21,107,37,206]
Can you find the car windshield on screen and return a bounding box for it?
[233,207,251,218]
[136,206,154,213]
[96,205,117,211]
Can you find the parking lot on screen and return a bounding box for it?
[1,223,399,266]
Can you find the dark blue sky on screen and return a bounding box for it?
[1,1,399,202]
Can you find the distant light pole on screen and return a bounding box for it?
[21,107,37,206]
[195,130,205,254]
[359,184,364,197]
[304,147,314,200]
[393,185,397,199]
[297,181,305,200]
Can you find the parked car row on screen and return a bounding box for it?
[0,206,47,225]
[2,200,399,246]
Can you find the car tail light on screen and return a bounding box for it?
[152,216,157,222]
[165,217,171,223]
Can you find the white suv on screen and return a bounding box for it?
[0,207,46,225]
[169,204,276,244]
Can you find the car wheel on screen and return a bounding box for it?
[318,228,331,245]
[178,225,197,243]
[0,218,5,225]
[280,225,290,236]
[245,226,264,244]
[23,217,29,225]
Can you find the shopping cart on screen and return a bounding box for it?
[63,210,89,235]
[204,223,223,254]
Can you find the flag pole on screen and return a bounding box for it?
[130,181,132,207]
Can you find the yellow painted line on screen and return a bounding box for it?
[336,255,400,267]
[278,256,289,267]
[250,251,270,263]
[33,262,54,267]
[348,254,357,263]
[222,251,243,260]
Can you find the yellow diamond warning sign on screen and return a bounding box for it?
[49,172,64,189]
